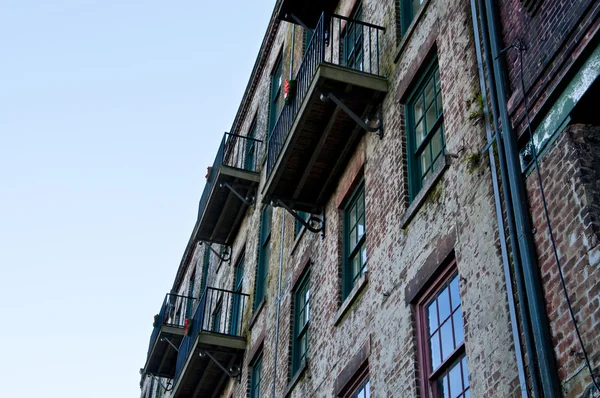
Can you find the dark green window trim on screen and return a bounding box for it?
[343,181,367,299]
[211,298,222,333]
[229,252,245,335]
[292,271,310,374]
[406,57,444,201]
[303,27,314,55]
[254,206,272,311]
[250,352,263,398]
[401,0,425,34]
[343,2,364,71]
[186,269,195,318]
[294,211,308,237]
[268,55,284,136]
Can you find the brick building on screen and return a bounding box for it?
[139,0,600,397]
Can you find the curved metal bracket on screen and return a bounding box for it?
[321,92,383,139]
[199,350,241,379]
[272,198,325,235]
[151,375,173,392]
[220,182,255,206]
[200,241,232,262]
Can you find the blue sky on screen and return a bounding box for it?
[0,1,274,396]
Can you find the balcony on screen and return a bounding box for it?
[263,13,387,214]
[172,287,249,398]
[144,294,196,379]
[197,133,262,246]
[277,0,339,28]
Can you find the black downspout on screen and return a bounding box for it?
[482,0,561,396]
[476,1,542,396]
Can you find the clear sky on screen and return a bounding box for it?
[0,1,274,396]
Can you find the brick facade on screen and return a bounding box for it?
[140,0,600,397]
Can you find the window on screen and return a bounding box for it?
[294,212,308,237]
[229,253,245,335]
[269,55,284,135]
[292,271,310,374]
[212,298,222,333]
[250,352,263,398]
[339,365,370,398]
[200,247,211,295]
[245,118,257,171]
[416,263,470,398]
[343,182,367,299]
[406,59,444,201]
[343,3,364,71]
[186,269,195,318]
[348,378,370,398]
[303,27,314,55]
[254,206,272,310]
[401,0,425,32]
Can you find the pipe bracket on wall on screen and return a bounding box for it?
[220,182,255,206]
[320,92,383,139]
[199,241,232,263]
[271,198,325,237]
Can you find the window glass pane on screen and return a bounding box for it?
[440,320,454,359]
[449,360,462,398]
[453,307,465,347]
[365,380,370,398]
[438,288,451,321]
[426,103,437,133]
[424,78,435,108]
[411,0,422,18]
[361,245,367,269]
[414,95,424,123]
[350,204,358,228]
[430,331,441,370]
[462,356,470,388]
[420,149,432,178]
[431,129,444,163]
[357,216,365,240]
[450,276,460,310]
[427,301,439,334]
[415,120,425,145]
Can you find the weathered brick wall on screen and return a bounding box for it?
[497,0,600,137]
[525,124,600,397]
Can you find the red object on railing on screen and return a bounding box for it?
[183,318,191,335]
[205,167,212,181]
[284,79,297,104]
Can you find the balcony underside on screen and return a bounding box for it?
[262,64,387,212]
[172,333,246,398]
[197,166,260,246]
[277,0,338,27]
[144,326,185,379]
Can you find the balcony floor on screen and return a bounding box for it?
[172,333,246,398]
[262,63,387,212]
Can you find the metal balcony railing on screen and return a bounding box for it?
[197,132,262,222]
[266,12,386,176]
[174,287,249,382]
[147,293,196,357]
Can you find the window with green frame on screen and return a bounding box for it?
[294,211,308,237]
[343,2,364,71]
[268,55,284,136]
[245,118,257,171]
[401,0,425,33]
[200,247,211,295]
[303,27,314,55]
[254,206,272,310]
[406,58,444,201]
[229,252,245,335]
[250,352,263,398]
[292,271,310,374]
[343,182,367,299]
[211,298,222,333]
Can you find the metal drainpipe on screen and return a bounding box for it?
[469,1,528,396]
[271,209,286,398]
[476,1,542,396]
[482,0,561,396]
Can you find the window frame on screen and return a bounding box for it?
[342,2,364,71]
[245,117,257,172]
[250,351,263,398]
[342,181,367,300]
[229,252,245,335]
[200,247,211,295]
[291,270,310,375]
[405,57,445,201]
[268,54,284,136]
[415,259,470,398]
[401,0,424,33]
[254,206,272,311]
[340,364,370,398]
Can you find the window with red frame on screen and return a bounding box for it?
[416,261,470,398]
[340,365,370,398]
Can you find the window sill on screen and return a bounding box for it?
[394,0,433,64]
[284,360,308,397]
[248,298,266,331]
[400,155,450,229]
[334,272,369,327]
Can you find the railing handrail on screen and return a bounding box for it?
[224,132,263,143]
[330,13,386,31]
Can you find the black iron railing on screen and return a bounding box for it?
[174,287,249,382]
[266,12,385,176]
[147,293,196,357]
[198,132,262,221]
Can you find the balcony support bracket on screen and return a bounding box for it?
[150,375,173,392]
[159,337,179,353]
[220,182,255,206]
[272,198,325,238]
[199,350,241,380]
[286,13,311,33]
[321,92,383,139]
[200,241,232,262]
